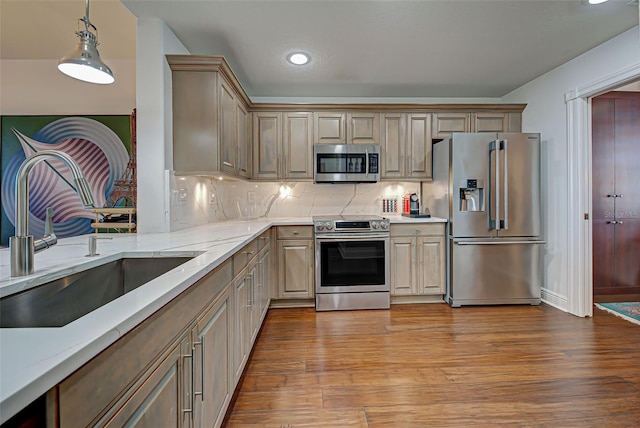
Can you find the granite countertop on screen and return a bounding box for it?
[0,215,445,422]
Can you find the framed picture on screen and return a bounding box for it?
[1,115,132,246]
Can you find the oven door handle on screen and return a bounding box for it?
[315,233,390,240]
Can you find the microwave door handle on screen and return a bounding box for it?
[365,149,369,175]
[502,139,508,230]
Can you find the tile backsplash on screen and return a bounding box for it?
[167,172,422,231]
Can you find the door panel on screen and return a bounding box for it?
[591,98,616,221]
[451,133,495,238]
[613,97,640,216]
[593,219,617,292]
[614,219,640,290]
[497,133,541,238]
[450,239,541,306]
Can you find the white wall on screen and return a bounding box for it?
[0,59,135,115]
[135,19,189,233]
[501,26,640,311]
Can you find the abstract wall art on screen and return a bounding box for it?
[1,115,131,246]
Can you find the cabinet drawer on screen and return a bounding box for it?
[233,239,259,277]
[257,229,272,250]
[391,223,445,237]
[276,226,313,239]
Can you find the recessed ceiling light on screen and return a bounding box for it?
[588,0,608,4]
[287,52,310,66]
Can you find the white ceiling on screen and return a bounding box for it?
[2,0,638,98]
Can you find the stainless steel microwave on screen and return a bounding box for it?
[314,144,380,183]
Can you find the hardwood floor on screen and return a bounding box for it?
[223,304,640,427]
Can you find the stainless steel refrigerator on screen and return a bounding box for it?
[426,133,545,307]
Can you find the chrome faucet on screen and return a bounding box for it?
[10,150,95,277]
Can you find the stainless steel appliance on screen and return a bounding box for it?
[427,133,545,307]
[314,144,380,183]
[314,215,390,311]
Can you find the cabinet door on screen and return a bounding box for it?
[347,112,379,145]
[471,112,508,133]
[233,275,251,381]
[417,236,445,295]
[171,71,219,173]
[252,112,282,179]
[407,113,432,179]
[390,237,415,296]
[277,239,314,298]
[380,113,406,179]
[314,112,345,144]
[236,103,250,178]
[256,249,271,323]
[104,339,187,428]
[219,79,237,174]
[193,291,232,428]
[432,113,469,139]
[283,112,313,179]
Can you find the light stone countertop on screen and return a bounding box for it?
[0,215,445,422]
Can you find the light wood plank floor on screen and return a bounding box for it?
[223,304,640,427]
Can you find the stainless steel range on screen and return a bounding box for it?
[313,215,390,311]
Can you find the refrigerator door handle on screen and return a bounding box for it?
[488,140,500,231]
[454,240,546,245]
[501,139,509,230]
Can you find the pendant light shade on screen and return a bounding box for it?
[58,0,114,84]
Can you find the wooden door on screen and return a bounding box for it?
[380,113,406,179]
[390,237,415,295]
[283,112,313,179]
[193,292,232,428]
[347,112,379,144]
[314,112,345,144]
[219,79,237,174]
[406,113,432,179]
[252,112,281,179]
[592,92,640,297]
[236,102,250,178]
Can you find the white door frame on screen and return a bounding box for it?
[564,62,640,317]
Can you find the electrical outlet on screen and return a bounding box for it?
[172,188,188,206]
[247,191,256,204]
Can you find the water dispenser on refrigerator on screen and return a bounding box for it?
[459,179,484,212]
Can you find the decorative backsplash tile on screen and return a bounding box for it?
[167,172,422,231]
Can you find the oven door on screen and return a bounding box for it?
[315,234,390,294]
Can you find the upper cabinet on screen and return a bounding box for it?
[169,54,525,181]
[433,112,522,139]
[314,112,380,144]
[253,111,314,180]
[314,112,345,144]
[381,113,432,180]
[168,55,252,178]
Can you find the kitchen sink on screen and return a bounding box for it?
[0,256,194,328]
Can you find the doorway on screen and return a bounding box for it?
[591,82,640,304]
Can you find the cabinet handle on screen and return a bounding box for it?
[193,338,205,402]
[618,220,623,225]
[182,349,194,415]
[607,221,618,224]
[292,231,299,235]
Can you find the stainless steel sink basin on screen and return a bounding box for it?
[0,256,194,328]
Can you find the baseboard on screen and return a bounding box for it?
[541,287,568,312]
[391,295,445,305]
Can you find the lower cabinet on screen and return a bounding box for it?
[51,234,273,428]
[276,226,315,299]
[192,293,233,427]
[390,223,446,296]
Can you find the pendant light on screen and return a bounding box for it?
[58,0,114,84]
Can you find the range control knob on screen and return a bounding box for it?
[316,224,324,231]
[326,222,333,230]
[371,221,380,229]
[380,221,389,229]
